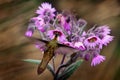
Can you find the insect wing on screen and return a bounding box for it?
[55,43,79,55]
[29,37,49,51]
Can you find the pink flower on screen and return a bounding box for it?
[62,41,73,47]
[84,35,101,48]
[74,42,86,51]
[91,55,105,66]
[63,22,71,34]
[47,28,67,43]
[56,14,71,34]
[96,31,113,46]
[25,23,35,37]
[32,17,44,27]
[25,30,33,37]
[31,17,50,32]
[94,25,111,35]
[56,14,65,24]
[100,34,113,46]
[36,2,56,19]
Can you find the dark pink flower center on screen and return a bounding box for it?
[88,37,97,43]
[44,9,51,16]
[53,31,62,36]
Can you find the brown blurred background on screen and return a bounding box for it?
[0,0,120,80]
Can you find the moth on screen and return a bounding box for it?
[29,32,79,75]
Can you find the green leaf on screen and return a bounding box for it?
[22,59,55,76]
[58,59,83,80]
[22,59,41,64]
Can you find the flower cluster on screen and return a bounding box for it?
[25,2,113,66]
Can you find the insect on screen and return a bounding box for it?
[29,31,79,75]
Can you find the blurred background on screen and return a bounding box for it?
[0,0,120,80]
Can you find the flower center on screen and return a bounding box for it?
[53,31,62,36]
[44,9,51,16]
[88,37,97,43]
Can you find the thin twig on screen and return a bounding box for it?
[54,54,66,80]
[54,53,79,80]
[54,64,68,80]
[60,54,66,65]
